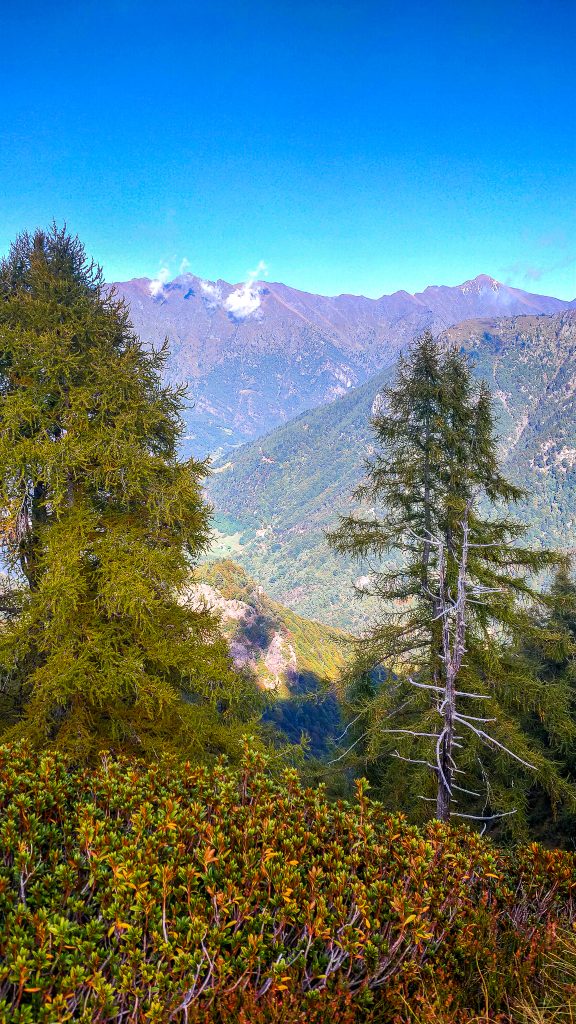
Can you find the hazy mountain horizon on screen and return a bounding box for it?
[113,269,576,308]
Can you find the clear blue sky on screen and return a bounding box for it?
[1,0,575,298]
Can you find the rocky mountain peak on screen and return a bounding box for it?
[113,270,576,457]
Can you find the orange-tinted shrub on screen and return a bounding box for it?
[0,744,574,1023]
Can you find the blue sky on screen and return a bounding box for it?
[1,0,575,298]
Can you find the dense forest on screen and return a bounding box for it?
[0,227,575,1022]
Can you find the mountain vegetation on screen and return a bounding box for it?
[0,226,260,760]
[0,226,575,1023]
[328,333,575,830]
[521,566,576,846]
[207,310,576,629]
[1,743,575,1024]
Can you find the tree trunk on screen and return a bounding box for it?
[19,481,47,591]
[435,513,469,822]
[436,668,455,822]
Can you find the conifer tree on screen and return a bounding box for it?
[521,564,576,845]
[0,225,260,759]
[329,333,575,830]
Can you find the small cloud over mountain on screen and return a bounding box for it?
[224,285,261,318]
[200,261,269,319]
[224,261,268,319]
[149,256,192,297]
[200,279,223,308]
[249,260,268,280]
[149,266,170,297]
[147,259,271,319]
[227,261,269,319]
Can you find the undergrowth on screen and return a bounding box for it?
[0,744,574,1023]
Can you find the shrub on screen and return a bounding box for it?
[0,744,574,1022]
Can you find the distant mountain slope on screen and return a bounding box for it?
[115,272,575,456]
[192,560,349,693]
[191,560,347,752]
[206,310,576,629]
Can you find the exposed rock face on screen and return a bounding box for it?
[188,561,349,697]
[188,577,307,692]
[262,634,298,689]
[188,562,347,754]
[114,273,575,456]
[191,583,253,624]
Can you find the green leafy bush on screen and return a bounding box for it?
[0,744,574,1023]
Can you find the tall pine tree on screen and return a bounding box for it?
[329,332,575,831]
[0,225,261,759]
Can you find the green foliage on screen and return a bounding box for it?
[521,565,576,847]
[328,334,575,831]
[0,226,261,759]
[207,312,576,631]
[0,743,575,1023]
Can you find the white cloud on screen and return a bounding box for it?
[200,279,223,308]
[148,255,192,296]
[248,259,268,282]
[224,282,262,319]
[223,260,269,320]
[149,266,170,298]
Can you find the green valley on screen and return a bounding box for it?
[207,310,576,628]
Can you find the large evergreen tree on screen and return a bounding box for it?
[0,225,260,758]
[329,333,575,831]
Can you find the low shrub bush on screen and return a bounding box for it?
[0,744,574,1022]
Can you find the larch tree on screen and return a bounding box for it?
[0,225,261,759]
[329,332,575,830]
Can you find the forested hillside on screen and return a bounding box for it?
[208,310,576,627]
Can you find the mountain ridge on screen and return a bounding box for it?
[114,272,575,456]
[116,270,575,308]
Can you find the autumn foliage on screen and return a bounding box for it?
[0,744,574,1023]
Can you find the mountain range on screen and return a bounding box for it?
[115,272,576,456]
[206,310,576,629]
